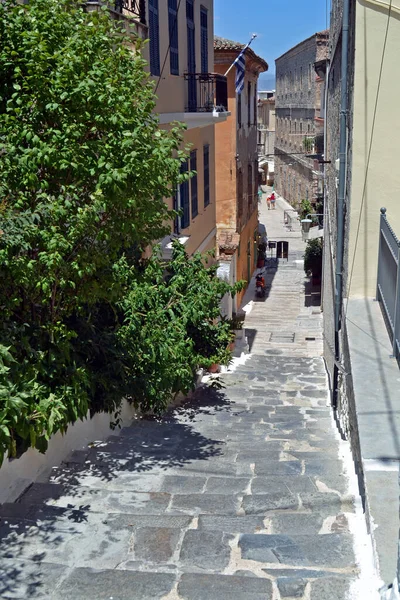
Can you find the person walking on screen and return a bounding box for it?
[266,195,271,210]
[270,191,276,210]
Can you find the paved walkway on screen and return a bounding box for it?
[0,195,376,599]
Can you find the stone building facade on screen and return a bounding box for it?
[214,37,268,310]
[274,31,328,208]
[257,91,275,185]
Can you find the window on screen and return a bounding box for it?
[180,160,190,229]
[203,144,210,207]
[308,63,312,88]
[254,159,258,197]
[247,164,252,209]
[237,169,243,218]
[254,83,257,125]
[300,66,303,88]
[186,0,196,110]
[200,6,208,74]
[190,150,198,218]
[300,121,303,134]
[149,0,160,76]
[238,92,242,127]
[173,188,179,234]
[168,0,179,75]
[247,82,251,127]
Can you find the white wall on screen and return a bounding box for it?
[0,401,136,503]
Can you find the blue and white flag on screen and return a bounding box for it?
[235,50,246,94]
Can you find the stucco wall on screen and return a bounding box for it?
[348,0,400,297]
[148,0,215,115]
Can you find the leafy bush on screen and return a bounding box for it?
[0,0,241,463]
[304,238,323,278]
[299,198,313,220]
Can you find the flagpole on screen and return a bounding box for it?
[224,34,257,77]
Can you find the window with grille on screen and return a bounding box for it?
[149,0,160,76]
[200,6,208,74]
[168,0,179,75]
[203,144,210,207]
[190,150,198,218]
[180,160,190,229]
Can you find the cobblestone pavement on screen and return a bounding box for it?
[0,195,367,599]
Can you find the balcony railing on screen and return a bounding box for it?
[376,207,400,364]
[184,73,228,113]
[114,0,146,23]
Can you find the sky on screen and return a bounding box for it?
[214,0,330,86]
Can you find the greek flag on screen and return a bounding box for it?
[235,49,246,94]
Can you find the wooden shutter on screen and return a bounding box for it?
[149,0,160,76]
[190,150,198,218]
[203,145,210,207]
[180,160,190,229]
[200,6,208,74]
[168,0,179,75]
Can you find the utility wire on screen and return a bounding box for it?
[154,0,183,95]
[344,0,393,318]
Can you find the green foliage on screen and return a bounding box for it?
[304,238,323,277]
[299,198,313,220]
[0,0,240,463]
[304,136,314,153]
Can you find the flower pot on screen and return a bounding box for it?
[208,363,220,373]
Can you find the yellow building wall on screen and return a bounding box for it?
[145,0,214,115]
[348,0,400,297]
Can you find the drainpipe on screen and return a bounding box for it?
[333,0,350,409]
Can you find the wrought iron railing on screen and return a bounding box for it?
[376,207,400,364]
[184,73,228,113]
[114,0,146,23]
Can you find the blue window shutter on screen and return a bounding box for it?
[203,145,210,207]
[190,150,198,218]
[149,0,160,76]
[180,160,190,229]
[173,190,179,234]
[168,0,179,75]
[200,7,208,74]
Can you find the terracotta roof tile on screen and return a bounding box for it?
[214,36,245,51]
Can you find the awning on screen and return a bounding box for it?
[258,158,269,168]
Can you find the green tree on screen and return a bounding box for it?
[0,0,219,463]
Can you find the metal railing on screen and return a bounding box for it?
[114,0,146,23]
[376,207,400,363]
[184,73,228,113]
[283,209,299,232]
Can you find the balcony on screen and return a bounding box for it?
[184,73,228,113]
[86,1,147,39]
[114,0,146,23]
[376,208,400,364]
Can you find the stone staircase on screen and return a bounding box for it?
[0,355,358,599]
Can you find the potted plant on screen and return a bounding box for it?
[304,238,323,285]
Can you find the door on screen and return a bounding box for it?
[186,0,197,111]
[277,241,289,260]
[247,241,251,283]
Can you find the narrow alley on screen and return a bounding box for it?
[0,195,376,600]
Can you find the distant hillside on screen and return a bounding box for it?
[258,72,276,91]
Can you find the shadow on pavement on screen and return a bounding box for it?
[0,388,237,596]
